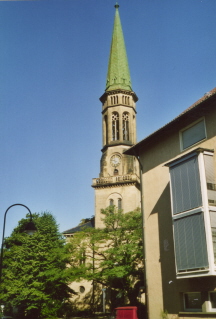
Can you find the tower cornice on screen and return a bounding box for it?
[100,89,138,103]
[101,141,133,153]
[101,105,137,115]
[92,173,140,189]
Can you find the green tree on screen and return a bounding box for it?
[0,212,74,319]
[68,207,144,310]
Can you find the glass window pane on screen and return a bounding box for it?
[210,292,216,309]
[118,198,122,210]
[184,292,202,310]
[174,212,208,271]
[182,120,206,150]
[210,212,216,264]
[170,156,202,214]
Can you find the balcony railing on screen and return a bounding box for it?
[92,174,140,187]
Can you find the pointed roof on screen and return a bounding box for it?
[62,219,95,235]
[106,3,132,92]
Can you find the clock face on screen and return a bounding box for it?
[110,154,121,167]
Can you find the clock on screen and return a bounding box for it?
[110,154,121,167]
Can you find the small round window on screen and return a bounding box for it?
[79,286,85,293]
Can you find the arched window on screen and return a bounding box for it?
[112,112,119,141]
[114,169,119,176]
[122,112,129,140]
[109,199,114,207]
[104,115,108,145]
[79,251,86,265]
[118,198,122,210]
[122,95,125,104]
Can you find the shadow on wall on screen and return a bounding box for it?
[70,283,103,316]
[154,182,216,314]
[150,183,180,314]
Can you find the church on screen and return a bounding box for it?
[64,4,141,246]
[64,3,216,319]
[63,2,141,314]
[92,3,141,228]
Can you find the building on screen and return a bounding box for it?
[63,4,141,313]
[125,88,216,318]
[92,3,140,228]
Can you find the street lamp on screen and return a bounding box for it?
[0,204,37,283]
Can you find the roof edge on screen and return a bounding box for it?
[125,87,216,156]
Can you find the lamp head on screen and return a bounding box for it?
[24,221,37,235]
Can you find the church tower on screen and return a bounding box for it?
[92,4,140,228]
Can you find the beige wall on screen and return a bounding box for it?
[139,109,216,319]
[95,183,140,228]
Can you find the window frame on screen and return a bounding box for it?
[179,118,207,151]
[122,112,130,141]
[167,149,216,277]
[208,291,216,311]
[183,292,202,312]
[112,111,120,141]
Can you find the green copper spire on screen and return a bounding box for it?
[106,4,132,92]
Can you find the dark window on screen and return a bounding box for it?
[110,199,114,207]
[114,169,119,176]
[210,292,216,309]
[123,112,129,141]
[79,286,85,293]
[184,292,202,311]
[112,112,119,141]
[118,198,122,210]
[170,156,202,215]
[181,119,206,150]
[174,212,208,271]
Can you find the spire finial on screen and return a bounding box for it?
[115,2,119,9]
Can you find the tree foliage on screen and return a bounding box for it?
[0,212,74,319]
[68,207,144,310]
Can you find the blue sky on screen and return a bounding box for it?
[0,0,215,238]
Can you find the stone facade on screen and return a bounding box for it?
[92,5,141,226]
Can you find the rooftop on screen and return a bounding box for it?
[125,87,216,155]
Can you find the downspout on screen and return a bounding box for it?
[133,151,149,319]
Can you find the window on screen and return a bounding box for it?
[184,292,202,311]
[111,95,118,105]
[122,95,130,105]
[104,115,108,145]
[122,112,129,141]
[170,155,202,215]
[79,286,85,293]
[79,251,86,265]
[114,169,119,176]
[210,292,216,309]
[118,198,122,210]
[173,212,208,271]
[109,199,114,207]
[210,212,216,264]
[167,149,216,276]
[181,119,206,150]
[204,153,216,206]
[112,112,119,141]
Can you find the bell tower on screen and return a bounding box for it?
[92,4,140,228]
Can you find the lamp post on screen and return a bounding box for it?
[0,204,37,283]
